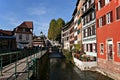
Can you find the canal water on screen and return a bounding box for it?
[31,48,113,80]
[49,58,113,80]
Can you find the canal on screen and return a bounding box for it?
[31,47,113,80]
[49,58,113,80]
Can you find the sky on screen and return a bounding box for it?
[0,0,77,36]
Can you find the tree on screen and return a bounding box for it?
[48,19,57,40]
[48,18,65,43]
[56,18,65,43]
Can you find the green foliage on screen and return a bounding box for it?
[63,49,73,63]
[72,41,82,53]
[48,18,65,43]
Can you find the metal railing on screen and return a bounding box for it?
[0,48,47,80]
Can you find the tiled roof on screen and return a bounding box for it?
[15,21,33,34]
[18,21,33,29]
[0,29,13,36]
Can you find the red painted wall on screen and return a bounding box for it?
[96,0,120,62]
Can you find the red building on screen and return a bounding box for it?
[96,0,120,79]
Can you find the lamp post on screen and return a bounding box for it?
[40,32,44,56]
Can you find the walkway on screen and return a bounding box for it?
[0,50,47,80]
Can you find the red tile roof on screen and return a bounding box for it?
[18,21,33,29]
[0,29,13,36]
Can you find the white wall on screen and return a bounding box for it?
[74,57,97,70]
[16,33,32,49]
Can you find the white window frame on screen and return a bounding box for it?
[85,29,87,37]
[88,14,90,22]
[91,0,94,4]
[105,0,110,5]
[92,12,95,19]
[117,42,120,57]
[98,0,101,10]
[99,17,102,27]
[106,12,111,24]
[100,43,104,55]
[84,6,85,12]
[87,2,89,9]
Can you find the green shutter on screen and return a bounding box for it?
[77,18,81,25]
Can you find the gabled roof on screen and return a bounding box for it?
[0,29,13,36]
[18,21,33,29]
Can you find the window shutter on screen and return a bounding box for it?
[96,2,98,11]
[101,0,105,8]
[96,19,99,28]
[102,15,106,26]
[110,11,113,22]
[116,6,120,20]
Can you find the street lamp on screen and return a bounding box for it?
[40,32,45,56]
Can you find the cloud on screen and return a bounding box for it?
[27,7,47,16]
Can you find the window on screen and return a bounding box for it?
[98,0,105,10]
[116,6,120,20]
[99,17,102,27]
[91,0,94,4]
[83,29,86,38]
[88,27,92,36]
[92,25,96,35]
[90,44,93,52]
[98,0,101,10]
[77,29,80,34]
[26,34,29,40]
[87,2,89,9]
[23,29,25,32]
[85,16,87,24]
[92,12,95,19]
[19,34,22,40]
[100,43,104,54]
[102,15,106,26]
[117,43,120,56]
[86,44,88,51]
[85,4,87,11]
[83,6,85,12]
[105,0,110,5]
[77,10,80,16]
[89,0,91,6]
[88,15,90,22]
[85,29,87,37]
[106,12,111,24]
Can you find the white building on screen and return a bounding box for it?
[61,22,72,50]
[81,0,97,57]
[14,21,33,49]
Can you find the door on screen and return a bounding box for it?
[107,40,113,60]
